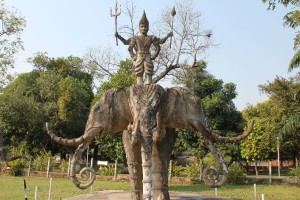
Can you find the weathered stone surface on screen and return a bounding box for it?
[46,84,253,199]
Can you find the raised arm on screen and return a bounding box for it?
[115,32,131,45]
[159,32,173,44]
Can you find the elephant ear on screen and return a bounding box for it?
[161,87,209,130]
[161,87,254,143]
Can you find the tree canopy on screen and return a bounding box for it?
[0,0,26,89]
[0,53,93,155]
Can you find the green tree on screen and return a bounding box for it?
[241,101,278,175]
[259,75,300,166]
[0,0,26,89]
[174,65,245,164]
[262,0,300,71]
[0,53,93,156]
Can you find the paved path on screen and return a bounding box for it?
[64,190,232,200]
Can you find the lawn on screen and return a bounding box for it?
[0,175,300,200]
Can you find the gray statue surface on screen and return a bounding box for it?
[45,7,253,200]
[115,11,172,85]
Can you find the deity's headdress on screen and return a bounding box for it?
[139,11,149,26]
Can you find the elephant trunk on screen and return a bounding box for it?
[203,137,228,187]
[211,120,254,143]
[69,144,96,189]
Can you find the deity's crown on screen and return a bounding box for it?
[139,11,149,26]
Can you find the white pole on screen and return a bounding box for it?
[199,159,203,181]
[35,185,38,200]
[254,184,257,200]
[277,137,280,177]
[67,156,71,178]
[114,159,118,181]
[47,157,51,178]
[215,188,218,196]
[48,177,52,200]
[90,185,93,194]
[168,160,173,183]
[27,158,32,176]
[262,194,265,200]
[86,146,89,167]
[268,161,272,185]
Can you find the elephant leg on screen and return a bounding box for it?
[123,130,143,200]
[152,128,176,200]
[70,142,95,189]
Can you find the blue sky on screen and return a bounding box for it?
[7,0,297,110]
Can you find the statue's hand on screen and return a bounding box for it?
[115,31,119,37]
[168,31,173,37]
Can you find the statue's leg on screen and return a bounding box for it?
[152,128,176,200]
[123,130,143,200]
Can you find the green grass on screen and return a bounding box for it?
[1,175,300,200]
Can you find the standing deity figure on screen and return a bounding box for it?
[116,11,173,85]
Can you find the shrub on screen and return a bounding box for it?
[185,161,201,179]
[59,160,69,173]
[7,159,25,176]
[32,150,55,171]
[98,165,122,176]
[170,161,185,177]
[289,167,300,178]
[227,164,246,184]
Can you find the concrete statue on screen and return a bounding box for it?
[46,7,253,200]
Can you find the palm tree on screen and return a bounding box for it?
[288,50,300,72]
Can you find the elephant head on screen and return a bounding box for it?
[46,84,253,196]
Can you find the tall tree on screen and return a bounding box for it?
[241,101,278,175]
[259,75,300,166]
[262,0,300,71]
[0,0,26,89]
[0,53,94,155]
[174,66,245,164]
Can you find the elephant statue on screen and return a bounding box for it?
[46,84,253,200]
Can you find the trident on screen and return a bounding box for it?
[170,6,176,48]
[110,1,121,46]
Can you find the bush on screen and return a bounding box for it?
[59,160,69,173]
[289,167,300,178]
[7,159,25,176]
[32,150,55,171]
[170,161,186,177]
[185,161,201,179]
[227,164,246,184]
[98,165,122,176]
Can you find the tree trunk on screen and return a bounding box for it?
[254,160,258,177]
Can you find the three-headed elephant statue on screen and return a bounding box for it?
[46,84,253,200]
